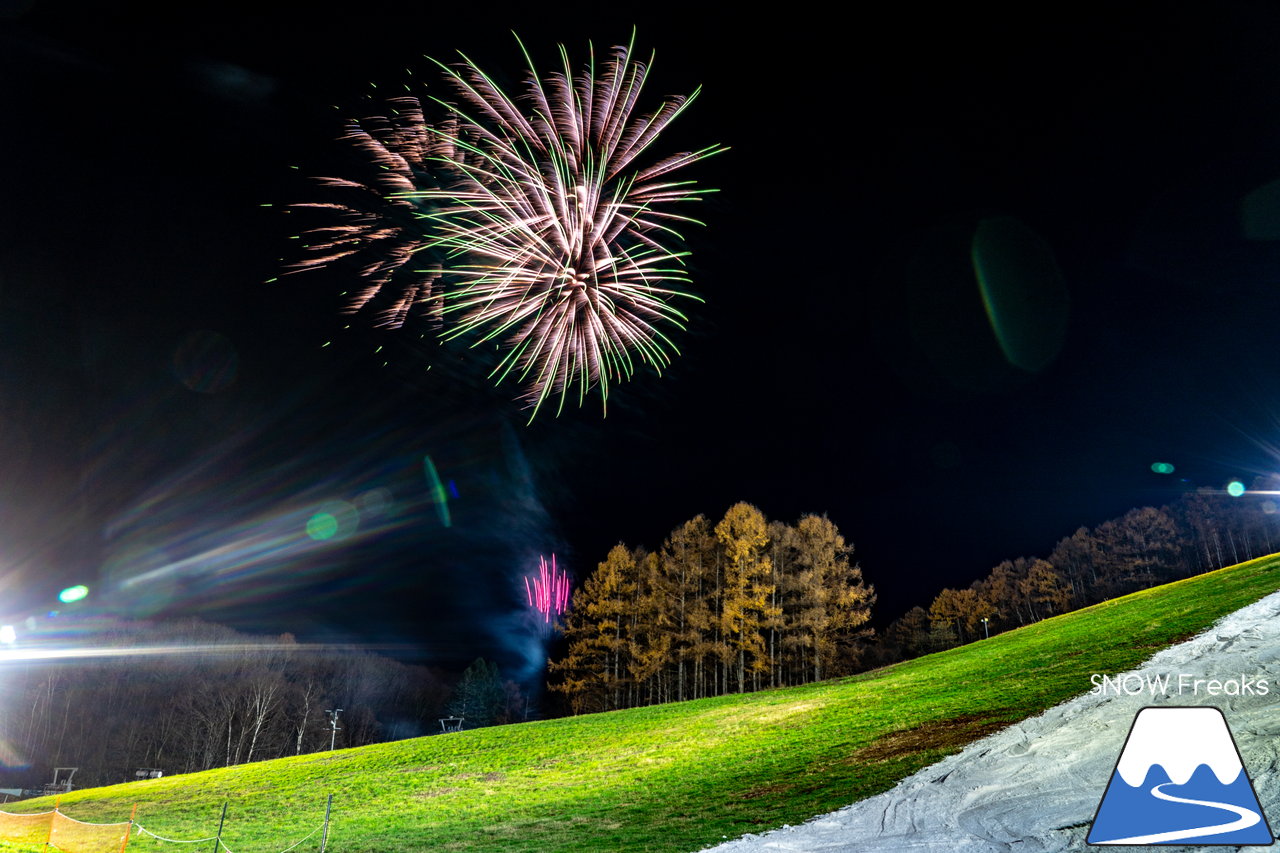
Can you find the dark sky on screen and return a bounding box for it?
[6,1,1280,676]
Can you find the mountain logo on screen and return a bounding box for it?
[1088,706,1274,845]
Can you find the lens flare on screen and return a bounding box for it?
[1227,480,1247,497]
[0,736,28,769]
[423,455,452,528]
[58,585,89,604]
[306,500,360,542]
[971,216,1070,374]
[306,512,339,540]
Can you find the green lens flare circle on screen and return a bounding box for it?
[1150,462,1175,475]
[305,500,360,541]
[306,513,339,540]
[1227,480,1247,498]
[58,585,89,604]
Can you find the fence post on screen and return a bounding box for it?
[43,796,60,852]
[119,804,138,853]
[211,801,228,853]
[318,794,333,853]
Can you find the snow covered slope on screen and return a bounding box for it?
[701,591,1280,852]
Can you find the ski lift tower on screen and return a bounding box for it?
[439,716,464,733]
[324,709,343,751]
[42,768,77,796]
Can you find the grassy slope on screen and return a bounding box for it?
[5,554,1280,853]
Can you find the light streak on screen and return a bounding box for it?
[0,641,413,665]
[524,554,570,626]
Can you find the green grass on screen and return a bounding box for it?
[6,554,1280,853]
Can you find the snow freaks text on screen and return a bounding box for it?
[1090,674,1269,697]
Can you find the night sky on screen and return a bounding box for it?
[6,1,1280,677]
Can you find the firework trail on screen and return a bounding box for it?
[289,33,725,417]
[524,554,570,632]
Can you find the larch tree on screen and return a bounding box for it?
[548,505,881,708]
[928,587,978,645]
[984,560,1026,627]
[660,514,717,701]
[1019,558,1070,620]
[628,549,672,705]
[885,606,931,658]
[715,502,777,693]
[794,514,876,678]
[1046,527,1099,606]
[766,519,800,686]
[550,543,637,713]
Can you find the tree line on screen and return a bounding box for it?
[550,502,876,714]
[9,488,1272,787]
[0,618,465,790]
[445,657,530,727]
[874,488,1280,662]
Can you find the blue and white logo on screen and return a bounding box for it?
[1088,706,1273,845]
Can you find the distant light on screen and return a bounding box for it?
[58,585,89,604]
[1150,462,1175,475]
[0,626,14,644]
[1227,480,1247,498]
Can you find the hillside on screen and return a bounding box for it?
[4,554,1280,853]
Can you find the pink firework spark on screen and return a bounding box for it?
[524,555,570,624]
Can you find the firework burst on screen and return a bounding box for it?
[289,34,725,417]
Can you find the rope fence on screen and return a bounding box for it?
[0,796,333,853]
[0,809,54,848]
[132,826,217,845]
[47,808,132,853]
[262,821,324,853]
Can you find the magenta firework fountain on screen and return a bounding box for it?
[525,555,570,631]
